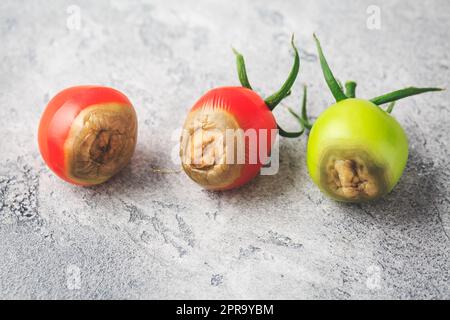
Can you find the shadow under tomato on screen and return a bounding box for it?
[91,136,449,244]
[87,142,180,195]
[338,147,449,240]
[200,139,307,206]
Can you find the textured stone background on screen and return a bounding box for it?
[0,0,449,299]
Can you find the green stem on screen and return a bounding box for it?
[232,47,253,90]
[313,34,347,102]
[288,108,309,129]
[278,124,305,138]
[345,81,357,98]
[264,35,300,111]
[386,101,395,113]
[287,85,313,130]
[336,79,344,93]
[370,87,443,105]
[300,85,309,125]
[278,86,311,138]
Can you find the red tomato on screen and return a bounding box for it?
[180,37,303,190]
[38,86,138,186]
[180,87,277,190]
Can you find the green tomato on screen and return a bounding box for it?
[291,35,442,202]
[307,98,408,202]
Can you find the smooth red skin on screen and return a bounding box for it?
[38,86,133,185]
[189,87,277,190]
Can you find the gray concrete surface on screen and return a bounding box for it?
[0,0,449,299]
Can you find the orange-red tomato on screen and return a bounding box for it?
[180,87,277,190]
[180,37,303,190]
[38,86,138,186]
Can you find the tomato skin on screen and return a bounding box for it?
[307,98,408,202]
[181,87,277,190]
[38,86,137,186]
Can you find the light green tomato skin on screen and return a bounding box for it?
[307,98,408,202]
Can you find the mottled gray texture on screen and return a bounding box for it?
[0,0,449,299]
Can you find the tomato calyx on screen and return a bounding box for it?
[232,48,253,90]
[344,81,357,98]
[232,35,305,138]
[287,85,313,131]
[369,87,443,107]
[289,34,444,131]
[312,33,443,113]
